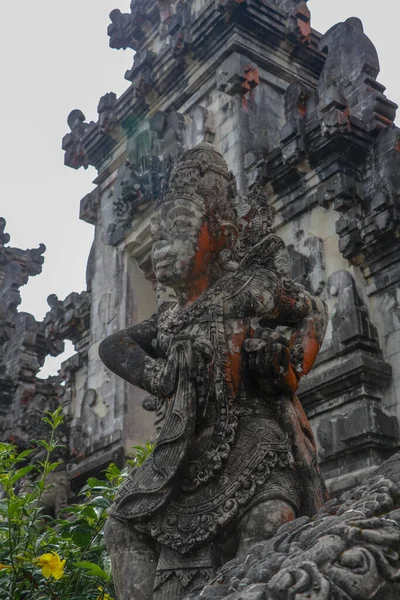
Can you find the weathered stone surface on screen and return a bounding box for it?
[107,109,187,245]
[184,449,400,600]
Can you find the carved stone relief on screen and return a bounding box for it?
[184,106,214,148]
[108,110,188,246]
[287,230,325,295]
[184,450,400,600]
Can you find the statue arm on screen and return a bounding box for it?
[243,277,327,393]
[289,294,328,380]
[270,280,328,389]
[98,315,168,395]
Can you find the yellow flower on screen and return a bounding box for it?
[97,588,114,600]
[36,553,66,580]
[0,563,12,570]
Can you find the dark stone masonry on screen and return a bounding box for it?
[1,0,400,596]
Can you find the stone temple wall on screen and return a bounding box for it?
[1,0,400,501]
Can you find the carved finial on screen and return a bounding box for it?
[108,9,136,50]
[47,294,61,309]
[108,1,148,51]
[97,92,118,134]
[346,17,364,32]
[66,109,84,131]
[62,110,94,170]
[0,217,11,247]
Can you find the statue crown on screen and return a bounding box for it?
[159,143,275,257]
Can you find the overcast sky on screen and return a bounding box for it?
[1,0,399,376]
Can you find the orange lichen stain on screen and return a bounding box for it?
[297,96,307,117]
[186,274,210,305]
[282,504,296,523]
[343,106,352,131]
[295,2,311,43]
[192,220,211,278]
[292,394,315,447]
[242,67,259,110]
[290,321,320,376]
[378,115,394,127]
[297,19,311,43]
[229,330,247,395]
[302,327,320,375]
[271,349,282,376]
[243,67,259,93]
[186,221,211,305]
[269,307,280,320]
[285,364,299,393]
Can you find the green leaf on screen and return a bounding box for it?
[35,440,51,452]
[88,496,110,509]
[87,477,106,488]
[16,449,34,461]
[43,407,64,429]
[80,506,98,521]
[44,461,63,476]
[10,465,35,485]
[0,500,8,517]
[80,484,111,495]
[74,561,109,581]
[34,530,53,553]
[36,480,45,492]
[0,442,15,452]
[70,524,93,548]
[7,499,23,518]
[60,505,84,515]
[105,463,121,482]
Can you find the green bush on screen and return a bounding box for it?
[0,407,153,600]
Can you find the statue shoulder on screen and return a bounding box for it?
[237,234,290,277]
[223,235,289,317]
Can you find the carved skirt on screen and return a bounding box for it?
[131,413,300,555]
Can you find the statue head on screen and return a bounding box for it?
[151,143,275,299]
[151,143,237,293]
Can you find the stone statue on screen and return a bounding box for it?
[99,143,328,600]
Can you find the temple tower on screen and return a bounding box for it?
[58,0,400,494]
[1,1,400,500]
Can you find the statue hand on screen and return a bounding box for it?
[155,337,214,397]
[243,327,295,393]
[158,342,182,396]
[171,336,214,379]
[192,338,214,369]
[146,344,181,397]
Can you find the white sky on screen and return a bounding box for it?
[1,0,399,376]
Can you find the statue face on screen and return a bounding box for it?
[151,197,213,288]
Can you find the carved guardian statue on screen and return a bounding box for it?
[99,143,328,600]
